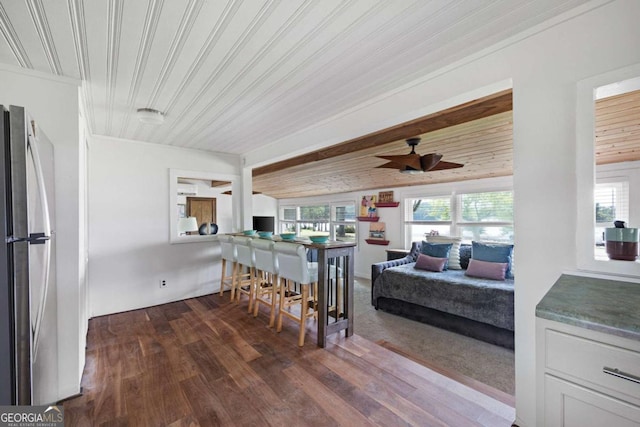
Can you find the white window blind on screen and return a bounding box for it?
[405,191,514,244]
[594,180,630,251]
[457,191,513,243]
[595,181,629,226]
[407,196,451,221]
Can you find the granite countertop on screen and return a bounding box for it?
[536,274,640,341]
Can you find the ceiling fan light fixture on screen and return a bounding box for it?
[400,166,424,175]
[136,108,165,125]
[375,136,464,174]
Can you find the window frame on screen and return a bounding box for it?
[404,187,514,245]
[455,190,514,243]
[279,201,356,241]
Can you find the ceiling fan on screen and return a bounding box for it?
[375,137,464,174]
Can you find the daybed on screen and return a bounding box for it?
[371,241,515,349]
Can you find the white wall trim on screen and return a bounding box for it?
[88,132,241,163]
[0,62,80,86]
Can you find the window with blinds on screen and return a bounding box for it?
[279,202,356,241]
[406,196,452,241]
[594,181,629,246]
[457,191,514,243]
[405,190,514,244]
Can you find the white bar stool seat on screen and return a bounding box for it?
[218,235,236,298]
[232,236,256,313]
[250,238,279,327]
[273,241,318,347]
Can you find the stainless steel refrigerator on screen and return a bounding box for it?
[0,105,59,405]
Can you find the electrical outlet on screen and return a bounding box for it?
[159,279,167,288]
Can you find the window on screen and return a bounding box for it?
[332,203,356,242]
[406,196,452,242]
[281,207,297,233]
[458,191,513,243]
[406,190,513,244]
[594,180,629,258]
[279,202,356,241]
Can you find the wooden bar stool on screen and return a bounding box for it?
[250,238,279,327]
[218,235,236,298]
[273,241,318,346]
[232,236,256,313]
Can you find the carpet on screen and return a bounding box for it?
[353,277,515,396]
[376,339,515,407]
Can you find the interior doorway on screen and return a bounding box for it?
[186,197,216,234]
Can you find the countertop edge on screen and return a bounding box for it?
[536,307,640,342]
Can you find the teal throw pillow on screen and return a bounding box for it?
[420,242,453,269]
[471,241,514,279]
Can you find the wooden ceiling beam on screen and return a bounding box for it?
[253,89,512,177]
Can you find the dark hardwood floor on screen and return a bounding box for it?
[63,292,515,426]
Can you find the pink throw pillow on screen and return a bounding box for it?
[414,253,447,272]
[465,258,508,281]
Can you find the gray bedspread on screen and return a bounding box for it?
[372,263,514,331]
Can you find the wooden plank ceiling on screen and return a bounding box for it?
[595,89,640,165]
[252,88,640,199]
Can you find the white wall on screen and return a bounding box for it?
[246,2,640,424]
[88,136,241,316]
[253,194,278,217]
[0,65,84,400]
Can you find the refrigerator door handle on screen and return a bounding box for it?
[27,133,52,361]
[6,233,50,244]
[27,232,49,245]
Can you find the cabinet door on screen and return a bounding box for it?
[545,374,640,426]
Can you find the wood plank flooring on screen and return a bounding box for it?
[63,292,515,426]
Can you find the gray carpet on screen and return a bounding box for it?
[353,277,515,395]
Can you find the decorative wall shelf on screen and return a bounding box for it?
[366,239,390,245]
[375,202,399,208]
[357,216,379,222]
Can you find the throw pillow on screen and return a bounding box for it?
[425,235,462,269]
[465,259,508,281]
[471,241,514,278]
[414,253,448,272]
[459,244,472,269]
[420,242,453,269]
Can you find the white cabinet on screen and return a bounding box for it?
[537,319,640,426]
[544,374,640,427]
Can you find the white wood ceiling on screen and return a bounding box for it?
[0,0,591,158]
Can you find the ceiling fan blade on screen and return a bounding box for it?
[375,153,422,170]
[428,160,464,171]
[375,161,405,169]
[420,153,443,171]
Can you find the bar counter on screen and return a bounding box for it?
[303,240,356,347]
[225,234,356,347]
